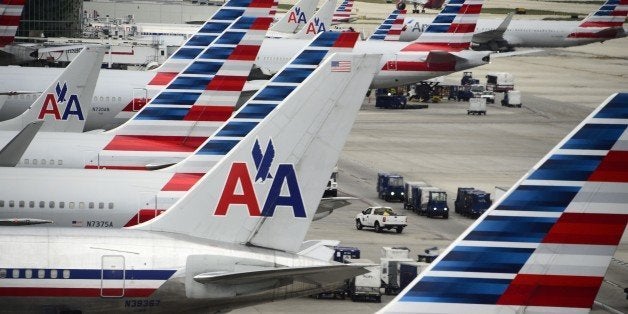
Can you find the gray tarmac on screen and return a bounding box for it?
[234,38,628,313]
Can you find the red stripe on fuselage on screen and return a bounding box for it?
[382,60,456,72]
[401,43,467,52]
[497,274,603,308]
[104,135,207,152]
[579,21,624,28]
[0,287,155,297]
[148,72,178,86]
[448,23,476,33]
[161,173,204,191]
[588,150,628,182]
[542,213,628,245]
[182,105,234,121]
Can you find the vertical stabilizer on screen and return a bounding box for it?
[568,0,628,40]
[269,0,318,34]
[370,9,406,41]
[332,0,354,24]
[134,34,381,254]
[0,46,105,132]
[380,93,628,313]
[403,0,483,52]
[292,0,336,39]
[0,0,24,47]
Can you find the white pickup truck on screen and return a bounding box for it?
[356,206,407,233]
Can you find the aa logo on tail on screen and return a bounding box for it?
[305,17,327,34]
[38,82,84,120]
[215,138,306,218]
[288,7,307,24]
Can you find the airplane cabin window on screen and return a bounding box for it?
[89,202,94,209]
[93,96,97,101]
[50,159,54,165]
[25,269,32,279]
[63,270,70,279]
[29,201,34,208]
[108,202,114,209]
[69,202,75,209]
[79,202,85,209]
[39,201,45,208]
[0,269,6,278]
[49,201,55,209]
[37,269,45,279]
[12,269,19,278]
[50,269,58,279]
[33,159,37,165]
[58,160,63,166]
[117,97,121,102]
[24,159,29,165]
[18,201,24,208]
[8,201,14,208]
[0,200,3,207]
[98,202,104,209]
[59,202,65,209]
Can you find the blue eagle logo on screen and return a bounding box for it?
[251,139,274,182]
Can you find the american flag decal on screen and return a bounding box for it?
[72,220,83,227]
[331,60,351,72]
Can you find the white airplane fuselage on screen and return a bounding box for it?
[400,18,627,47]
[0,227,336,313]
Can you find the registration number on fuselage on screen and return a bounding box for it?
[125,299,160,308]
[86,220,113,227]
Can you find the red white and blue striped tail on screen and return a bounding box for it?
[568,0,628,40]
[369,9,406,41]
[147,0,274,88]
[402,0,483,52]
[379,93,628,314]
[91,15,273,170]
[0,0,24,47]
[121,31,361,227]
[332,0,354,24]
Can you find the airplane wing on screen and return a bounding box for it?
[472,12,514,44]
[0,121,43,167]
[194,264,367,285]
[314,197,354,221]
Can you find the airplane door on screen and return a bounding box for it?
[132,88,148,112]
[101,255,125,298]
[386,57,397,71]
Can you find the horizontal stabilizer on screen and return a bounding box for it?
[194,264,367,285]
[0,121,43,167]
[314,197,354,220]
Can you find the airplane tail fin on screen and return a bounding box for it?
[379,93,628,313]
[292,0,336,39]
[148,0,274,88]
[94,14,273,170]
[0,46,105,132]
[369,9,406,41]
[403,0,483,51]
[121,32,361,226]
[0,0,24,47]
[269,0,318,34]
[332,0,354,24]
[133,34,382,254]
[568,0,628,40]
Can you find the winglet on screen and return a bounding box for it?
[379,93,628,313]
[0,45,105,132]
[0,121,43,167]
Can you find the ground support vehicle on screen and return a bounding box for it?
[377,172,405,202]
[356,207,407,233]
[414,186,449,218]
[381,257,413,295]
[417,247,440,263]
[468,97,487,115]
[455,187,492,217]
[501,90,522,107]
[346,258,382,302]
[403,181,428,210]
[332,246,360,262]
[486,72,514,92]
